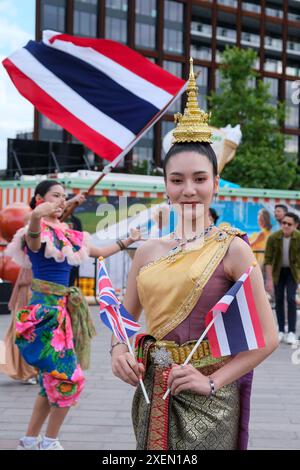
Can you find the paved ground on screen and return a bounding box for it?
[0,307,300,450]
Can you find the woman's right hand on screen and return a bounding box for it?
[32,200,62,219]
[111,345,145,386]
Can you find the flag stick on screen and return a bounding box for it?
[162,312,221,401]
[118,315,150,405]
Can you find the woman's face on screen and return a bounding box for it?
[165,151,219,220]
[37,184,66,218]
[258,211,264,226]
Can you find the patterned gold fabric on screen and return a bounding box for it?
[137,227,245,340]
[132,338,239,450]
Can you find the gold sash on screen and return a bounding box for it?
[137,227,245,339]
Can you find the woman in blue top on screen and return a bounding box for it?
[7,180,140,450]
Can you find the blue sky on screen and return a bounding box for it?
[0,0,35,169]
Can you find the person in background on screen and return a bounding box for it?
[264,212,300,345]
[209,207,219,226]
[249,209,272,270]
[273,204,288,231]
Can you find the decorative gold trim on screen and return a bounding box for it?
[137,228,229,278]
[153,233,237,340]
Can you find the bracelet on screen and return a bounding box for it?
[109,341,128,356]
[27,230,41,238]
[208,376,216,397]
[116,239,127,251]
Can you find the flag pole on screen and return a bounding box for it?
[117,314,150,405]
[162,312,221,401]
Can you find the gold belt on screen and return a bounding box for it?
[149,339,211,368]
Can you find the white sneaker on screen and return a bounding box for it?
[278,332,285,343]
[21,377,38,385]
[16,435,41,450]
[39,439,64,450]
[286,332,297,345]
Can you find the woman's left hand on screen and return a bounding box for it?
[128,227,142,242]
[167,364,212,396]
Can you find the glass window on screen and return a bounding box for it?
[163,0,184,54]
[161,120,175,158]
[191,21,212,36]
[264,36,282,52]
[40,115,63,141]
[77,0,97,3]
[287,39,300,53]
[216,26,237,43]
[265,7,283,19]
[136,0,156,16]
[135,0,156,50]
[286,65,300,77]
[285,135,299,154]
[288,12,300,22]
[105,17,127,43]
[106,0,127,10]
[242,2,260,13]
[218,0,238,7]
[133,127,154,172]
[163,60,182,78]
[106,0,128,43]
[264,59,282,74]
[74,0,97,36]
[190,44,212,61]
[241,31,260,47]
[163,61,183,113]
[285,81,299,129]
[162,120,174,139]
[194,66,208,110]
[42,0,66,32]
[263,77,278,99]
[215,69,222,94]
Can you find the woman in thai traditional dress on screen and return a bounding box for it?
[0,195,85,385]
[110,60,278,450]
[6,179,140,450]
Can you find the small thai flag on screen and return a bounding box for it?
[205,265,265,358]
[98,258,140,342]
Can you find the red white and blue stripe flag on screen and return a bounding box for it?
[3,30,186,162]
[205,265,265,358]
[98,258,140,341]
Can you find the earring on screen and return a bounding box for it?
[214,193,218,202]
[166,195,171,205]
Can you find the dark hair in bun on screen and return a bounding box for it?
[29,180,64,209]
[163,142,218,178]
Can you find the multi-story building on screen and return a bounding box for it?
[35,0,300,170]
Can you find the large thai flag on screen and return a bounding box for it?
[2,30,186,162]
[205,265,265,358]
[98,258,140,342]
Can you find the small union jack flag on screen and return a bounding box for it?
[98,258,141,341]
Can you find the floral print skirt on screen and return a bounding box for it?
[15,291,85,407]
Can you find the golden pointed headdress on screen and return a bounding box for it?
[172,58,212,144]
